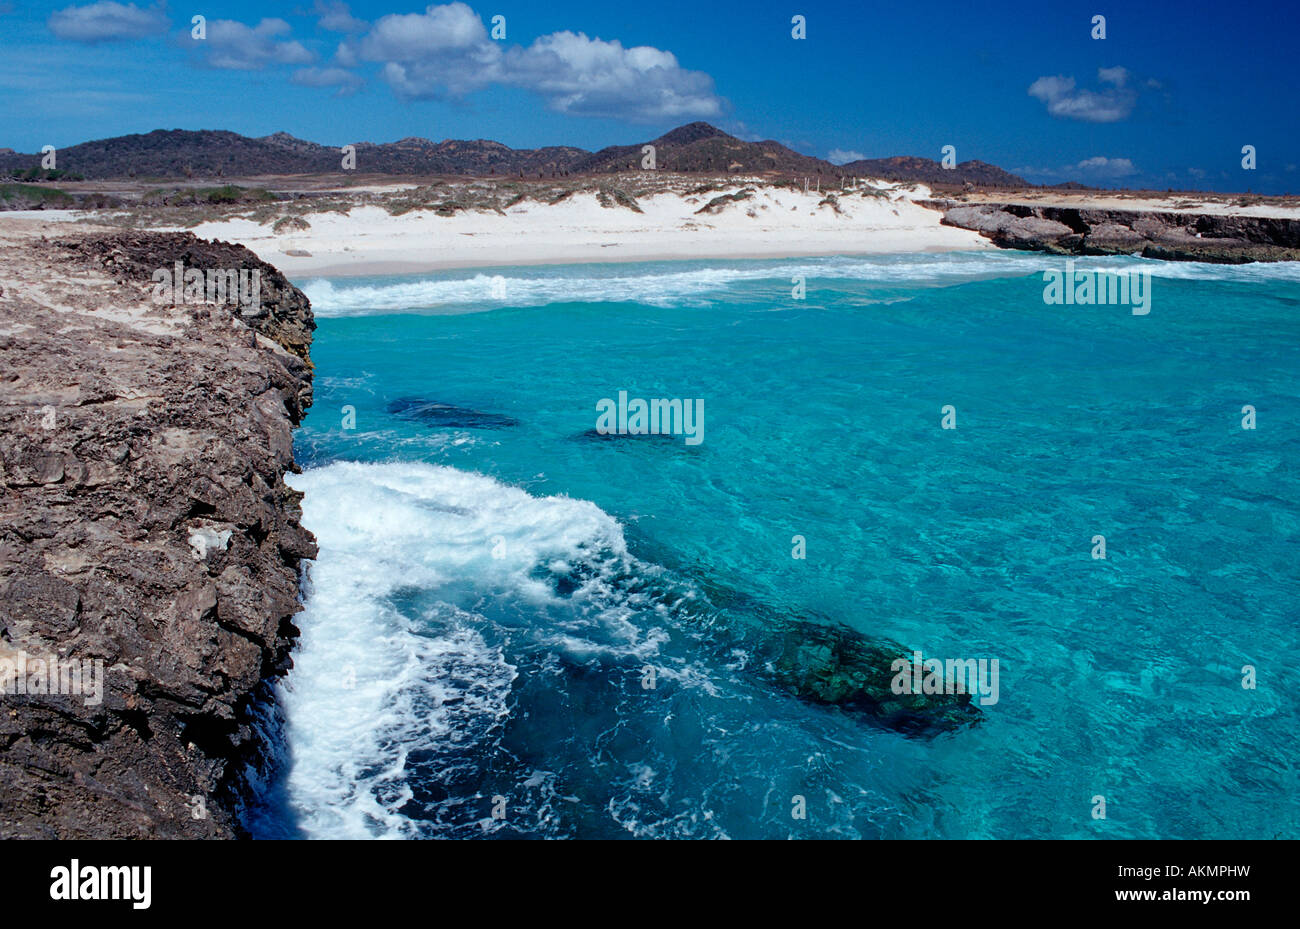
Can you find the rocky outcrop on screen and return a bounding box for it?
[0,230,315,837]
[933,202,1300,263]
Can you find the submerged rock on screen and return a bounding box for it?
[533,553,983,737]
[669,580,985,736]
[755,616,983,735]
[388,398,520,429]
[573,427,684,443]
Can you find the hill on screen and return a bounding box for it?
[0,123,1030,187]
[838,155,1028,188]
[570,122,835,176]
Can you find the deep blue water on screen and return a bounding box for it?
[248,252,1300,839]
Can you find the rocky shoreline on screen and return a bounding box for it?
[0,230,315,837]
[929,200,1300,263]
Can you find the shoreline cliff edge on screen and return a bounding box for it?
[0,230,315,838]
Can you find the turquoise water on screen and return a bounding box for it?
[252,253,1300,839]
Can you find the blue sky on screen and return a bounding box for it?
[1,0,1296,192]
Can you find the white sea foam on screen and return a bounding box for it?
[1033,254,1300,283]
[276,461,672,838]
[298,253,1031,315]
[301,252,1300,316]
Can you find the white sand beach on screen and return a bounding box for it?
[180,180,990,277]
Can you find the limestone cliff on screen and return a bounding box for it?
[932,201,1300,263]
[0,230,315,837]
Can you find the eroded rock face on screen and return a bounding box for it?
[935,202,1300,263]
[0,230,314,837]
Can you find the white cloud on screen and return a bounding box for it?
[313,0,367,34]
[1068,156,1138,178]
[502,31,723,120]
[48,1,168,42]
[722,121,765,142]
[354,3,724,120]
[828,149,865,165]
[120,1,728,121]
[361,3,501,97]
[1028,68,1138,123]
[1014,156,1142,185]
[361,3,493,62]
[1097,66,1129,87]
[334,41,359,68]
[198,18,315,70]
[292,66,363,94]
